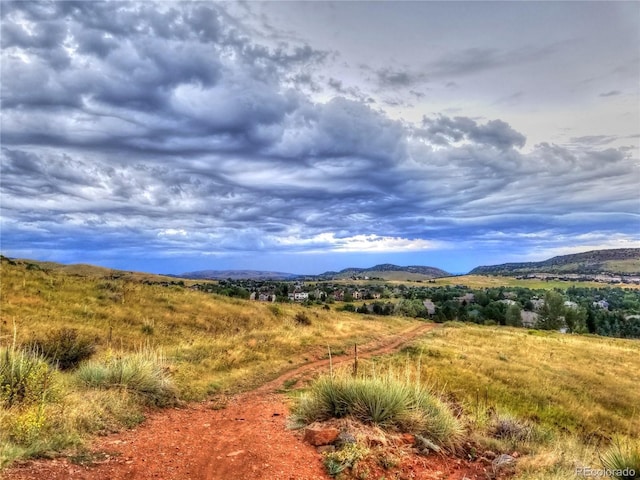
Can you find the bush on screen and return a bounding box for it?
[0,345,54,408]
[601,440,640,479]
[75,348,177,407]
[294,312,312,326]
[32,328,96,371]
[294,369,464,451]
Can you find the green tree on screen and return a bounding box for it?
[564,306,587,333]
[538,291,565,330]
[505,303,523,327]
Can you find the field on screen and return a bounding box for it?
[361,323,640,479]
[1,258,639,478]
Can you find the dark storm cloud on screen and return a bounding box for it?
[1,1,637,264]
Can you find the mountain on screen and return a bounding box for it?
[469,248,640,276]
[179,264,451,281]
[177,270,298,280]
[315,264,451,280]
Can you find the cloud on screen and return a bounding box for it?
[376,68,426,88]
[420,115,527,150]
[0,1,638,271]
[599,90,622,97]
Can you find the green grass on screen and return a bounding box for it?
[75,347,177,406]
[293,367,464,452]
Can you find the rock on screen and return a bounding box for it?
[226,450,245,457]
[304,427,339,446]
[335,431,357,447]
[492,454,516,470]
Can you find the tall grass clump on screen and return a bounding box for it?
[601,439,640,479]
[75,347,177,407]
[294,367,464,451]
[1,344,53,408]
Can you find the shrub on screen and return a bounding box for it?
[0,345,53,408]
[75,348,177,407]
[32,328,96,370]
[294,312,312,326]
[294,369,464,451]
[601,440,640,479]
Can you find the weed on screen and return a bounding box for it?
[323,443,369,477]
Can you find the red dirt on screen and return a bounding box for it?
[4,323,496,480]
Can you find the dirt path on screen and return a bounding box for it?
[5,322,491,480]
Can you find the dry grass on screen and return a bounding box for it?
[0,259,418,467]
[380,323,640,479]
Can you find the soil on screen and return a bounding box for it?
[4,323,499,480]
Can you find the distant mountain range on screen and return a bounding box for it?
[470,248,640,276]
[178,249,640,280]
[178,269,297,280]
[178,264,452,281]
[314,264,451,280]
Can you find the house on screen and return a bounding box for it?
[332,290,345,301]
[370,292,381,299]
[531,298,545,311]
[352,290,362,300]
[456,293,475,304]
[259,293,276,302]
[521,311,539,328]
[593,299,609,310]
[423,299,436,316]
[293,291,309,302]
[564,301,579,309]
[499,299,517,306]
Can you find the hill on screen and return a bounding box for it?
[469,248,640,276]
[315,263,451,280]
[177,269,297,280]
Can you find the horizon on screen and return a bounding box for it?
[1,2,639,274]
[3,246,636,277]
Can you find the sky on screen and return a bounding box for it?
[1,1,639,275]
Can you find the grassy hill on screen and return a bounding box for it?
[317,263,450,281]
[470,248,640,276]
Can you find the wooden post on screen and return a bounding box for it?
[353,343,358,378]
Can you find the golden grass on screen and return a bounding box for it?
[372,323,640,479]
[0,260,415,399]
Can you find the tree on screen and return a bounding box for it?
[564,306,587,333]
[506,304,522,327]
[538,291,565,330]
